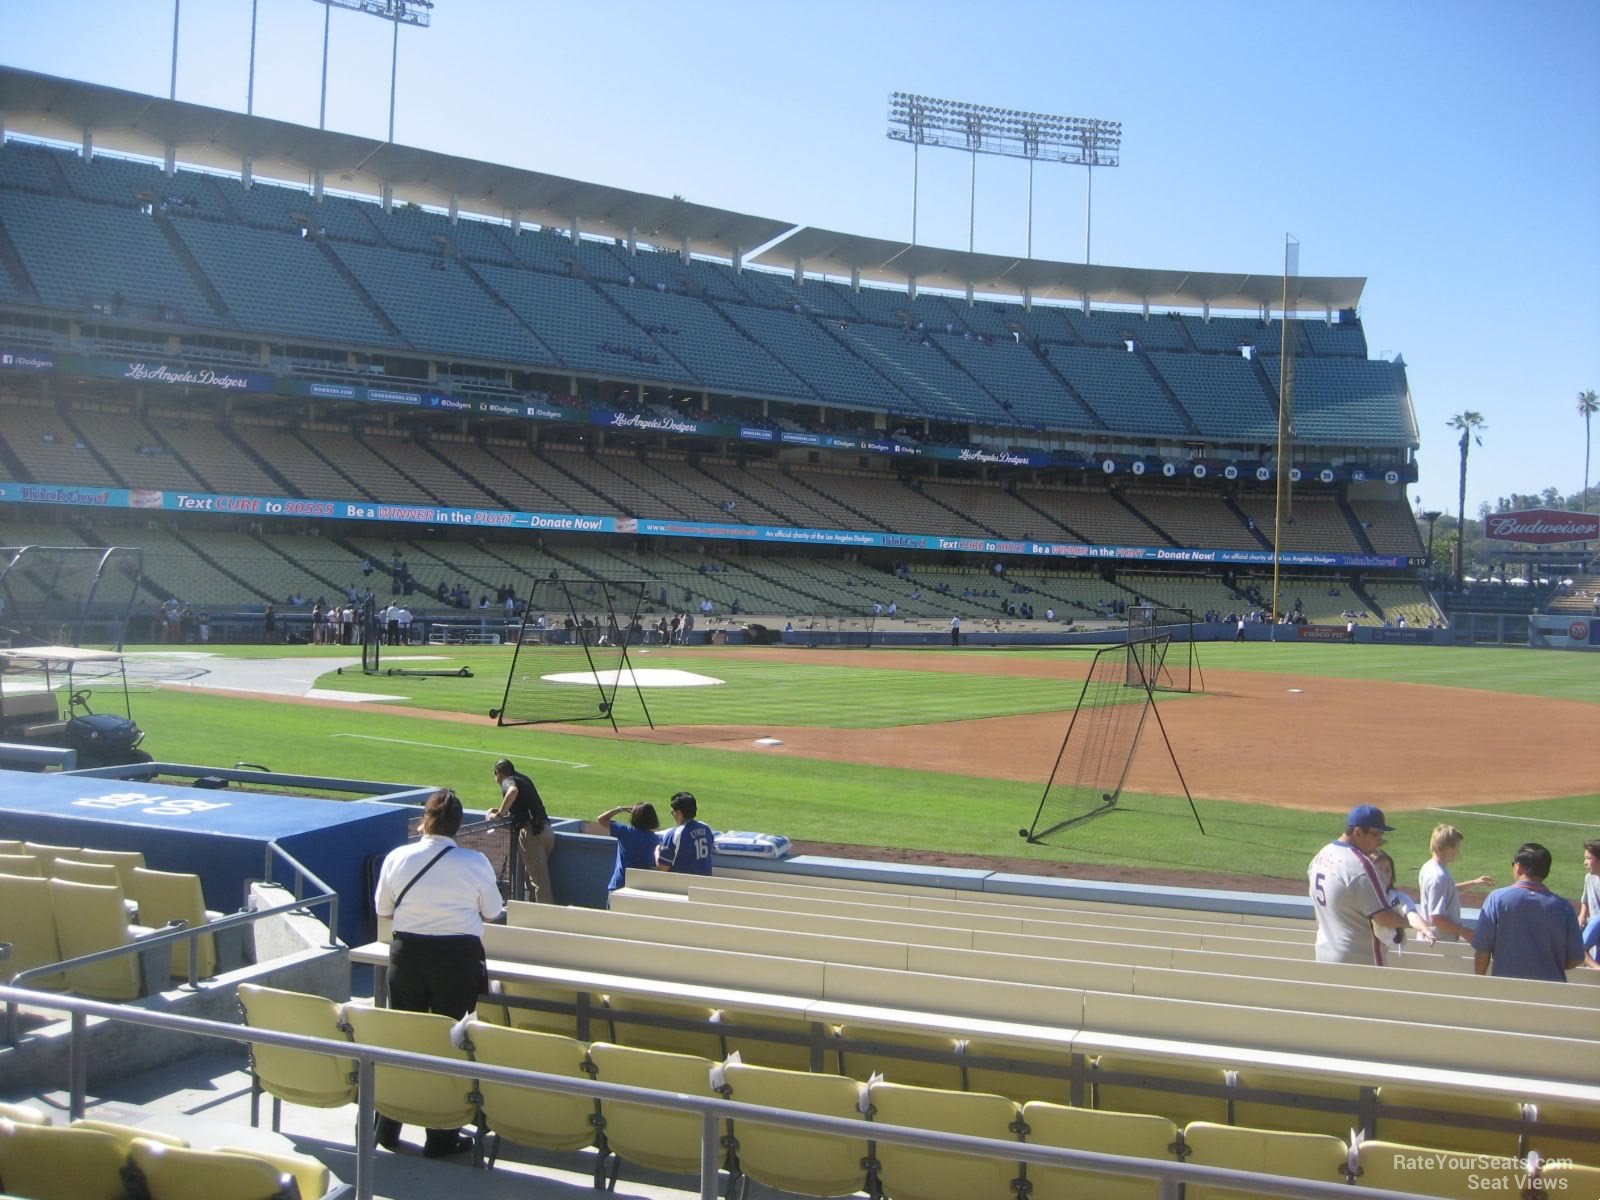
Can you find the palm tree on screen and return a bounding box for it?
[1447,412,1486,588]
[1579,390,1599,514]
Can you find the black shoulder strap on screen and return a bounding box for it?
[393,845,453,910]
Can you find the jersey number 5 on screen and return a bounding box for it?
[1313,872,1327,907]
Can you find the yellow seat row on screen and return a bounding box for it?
[0,844,220,982]
[0,1113,328,1200]
[236,987,1600,1200]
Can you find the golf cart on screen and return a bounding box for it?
[0,645,151,769]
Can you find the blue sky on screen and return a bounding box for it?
[3,0,1597,517]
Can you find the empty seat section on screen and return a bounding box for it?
[145,414,282,494]
[935,333,1100,430]
[1145,351,1279,440]
[1122,490,1258,549]
[1349,499,1424,555]
[326,243,548,365]
[1258,356,1412,442]
[1064,308,1187,351]
[0,141,57,193]
[230,424,362,499]
[168,219,396,347]
[1,402,119,485]
[1017,485,1155,544]
[1235,493,1360,553]
[0,192,220,324]
[367,431,502,507]
[214,176,380,243]
[474,263,686,378]
[717,303,901,413]
[1050,346,1189,435]
[1179,314,1266,354]
[62,410,204,490]
[601,283,808,398]
[832,323,1011,425]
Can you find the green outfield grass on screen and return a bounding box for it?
[110,639,1600,895]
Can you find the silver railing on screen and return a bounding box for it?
[263,839,345,940]
[0,985,1442,1200]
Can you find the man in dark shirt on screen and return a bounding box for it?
[488,758,556,904]
[1473,843,1584,982]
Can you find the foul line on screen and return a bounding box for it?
[332,733,589,769]
[1429,807,1600,830]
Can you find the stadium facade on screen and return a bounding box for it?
[0,67,1434,638]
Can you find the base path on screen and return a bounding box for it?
[613,648,1595,813]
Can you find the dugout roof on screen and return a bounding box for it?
[0,66,792,258]
[752,227,1367,312]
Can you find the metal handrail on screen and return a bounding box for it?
[0,984,1440,1200]
[262,840,342,940]
[4,889,340,1043]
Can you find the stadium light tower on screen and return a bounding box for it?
[313,0,435,142]
[887,92,1120,261]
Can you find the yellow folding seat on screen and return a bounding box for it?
[0,854,43,878]
[1353,1138,1527,1199]
[715,1008,821,1072]
[68,1119,186,1150]
[0,875,64,989]
[215,1145,332,1200]
[0,1120,127,1200]
[1092,1055,1229,1127]
[869,1081,1022,1200]
[836,1024,965,1091]
[0,1103,47,1125]
[46,879,145,1001]
[126,1137,310,1200]
[1537,1160,1600,1196]
[342,1006,478,1140]
[75,849,145,892]
[1375,1085,1527,1157]
[723,1061,870,1200]
[235,984,357,1131]
[1183,1120,1349,1200]
[48,860,121,888]
[21,844,79,871]
[963,1037,1074,1106]
[1527,1101,1600,1167]
[128,868,216,979]
[0,839,23,855]
[1021,1100,1179,1200]
[1231,1068,1366,1139]
[464,1021,598,1169]
[588,1041,727,1189]
[497,978,586,1037]
[605,995,723,1059]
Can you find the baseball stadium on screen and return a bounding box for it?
[0,35,1597,1200]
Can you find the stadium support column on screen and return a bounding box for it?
[82,128,93,163]
[570,218,581,246]
[681,238,691,265]
[628,227,638,255]
[793,259,804,285]
[164,145,177,177]
[851,267,860,291]
[448,194,459,224]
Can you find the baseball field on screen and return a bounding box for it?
[122,639,1598,898]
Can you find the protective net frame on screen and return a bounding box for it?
[493,577,655,731]
[1125,605,1202,694]
[1021,639,1164,842]
[0,545,144,649]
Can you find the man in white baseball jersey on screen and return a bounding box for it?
[1308,804,1427,966]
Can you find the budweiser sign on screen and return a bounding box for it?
[1483,508,1600,544]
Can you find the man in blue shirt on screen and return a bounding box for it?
[656,791,714,875]
[1473,843,1585,982]
[591,802,661,899]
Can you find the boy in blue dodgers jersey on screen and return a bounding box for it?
[590,802,662,900]
[656,791,713,875]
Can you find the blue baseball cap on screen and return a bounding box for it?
[1347,804,1394,832]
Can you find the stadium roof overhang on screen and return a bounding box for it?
[0,66,792,258]
[751,227,1367,312]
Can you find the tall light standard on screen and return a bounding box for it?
[888,93,1120,261]
[313,0,435,142]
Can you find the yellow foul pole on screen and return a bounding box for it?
[1270,236,1298,637]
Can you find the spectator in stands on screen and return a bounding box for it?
[656,791,713,875]
[372,788,501,1157]
[1473,843,1585,981]
[1308,804,1424,965]
[1370,850,1436,951]
[1580,840,1600,967]
[591,802,662,901]
[1419,824,1494,943]
[488,758,556,905]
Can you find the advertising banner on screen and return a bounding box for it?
[0,478,1413,569]
[1296,625,1352,642]
[0,349,55,371]
[1483,509,1600,545]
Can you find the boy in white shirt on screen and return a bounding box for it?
[1579,838,1600,967]
[1417,824,1495,942]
